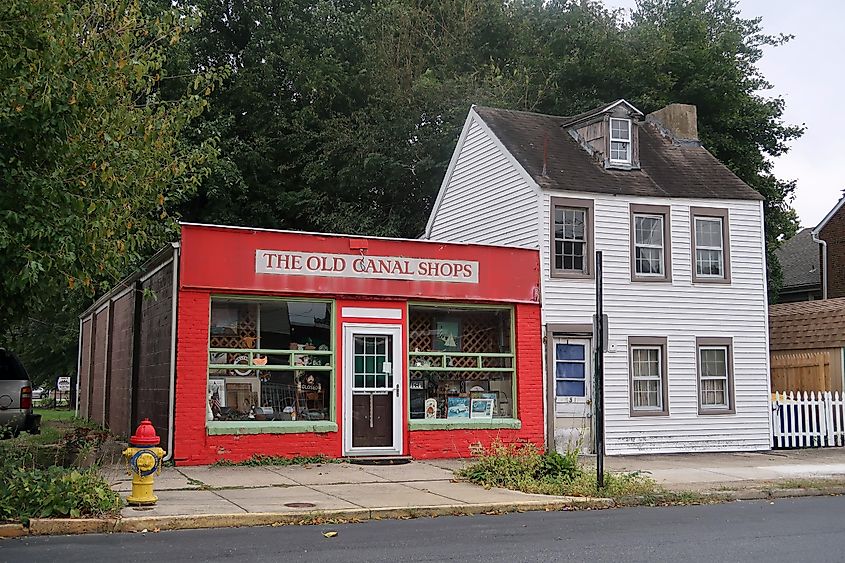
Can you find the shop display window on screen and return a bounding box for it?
[207,297,332,423]
[408,305,514,420]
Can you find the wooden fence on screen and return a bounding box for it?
[770,351,832,393]
[771,391,845,448]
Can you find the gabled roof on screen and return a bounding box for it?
[774,228,821,290]
[814,196,845,234]
[769,297,845,350]
[560,99,643,127]
[472,106,764,201]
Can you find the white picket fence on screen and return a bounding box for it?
[772,391,845,449]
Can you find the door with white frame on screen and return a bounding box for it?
[343,324,403,456]
[553,337,593,453]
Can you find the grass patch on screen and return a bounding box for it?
[211,454,338,467]
[34,408,77,423]
[457,441,659,500]
[772,478,845,490]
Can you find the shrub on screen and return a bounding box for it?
[0,465,122,522]
[457,440,658,499]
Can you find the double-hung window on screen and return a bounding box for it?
[630,204,671,281]
[697,337,735,414]
[551,197,593,278]
[691,208,731,283]
[610,118,632,164]
[628,337,668,416]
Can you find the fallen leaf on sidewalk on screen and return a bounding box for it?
[323,531,338,538]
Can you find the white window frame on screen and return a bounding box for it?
[630,345,663,412]
[609,118,632,164]
[694,217,724,278]
[698,345,730,411]
[633,214,665,277]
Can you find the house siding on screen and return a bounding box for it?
[428,113,539,248]
[541,191,771,454]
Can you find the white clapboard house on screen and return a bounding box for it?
[425,100,771,454]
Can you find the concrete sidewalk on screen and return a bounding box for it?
[603,448,845,492]
[102,459,590,522]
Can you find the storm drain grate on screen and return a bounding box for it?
[284,502,316,508]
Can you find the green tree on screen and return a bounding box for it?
[0,0,221,379]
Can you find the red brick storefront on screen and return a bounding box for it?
[173,224,542,465]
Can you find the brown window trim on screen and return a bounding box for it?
[630,204,672,282]
[550,197,594,279]
[628,336,669,417]
[690,207,731,284]
[696,337,735,415]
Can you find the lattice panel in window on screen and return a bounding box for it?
[210,310,257,349]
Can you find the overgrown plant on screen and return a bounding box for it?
[458,440,657,499]
[212,454,337,467]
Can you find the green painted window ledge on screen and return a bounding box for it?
[207,420,338,435]
[408,418,521,431]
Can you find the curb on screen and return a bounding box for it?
[6,497,613,538]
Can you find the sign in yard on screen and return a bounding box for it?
[256,250,479,284]
[57,376,71,392]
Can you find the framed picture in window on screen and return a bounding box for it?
[434,319,461,352]
[208,378,226,408]
[447,397,470,418]
[470,398,494,419]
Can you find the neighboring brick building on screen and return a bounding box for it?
[777,196,845,304]
[817,196,845,300]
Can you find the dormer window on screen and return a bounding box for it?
[610,118,632,164]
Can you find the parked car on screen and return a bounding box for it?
[0,348,40,437]
[32,387,46,401]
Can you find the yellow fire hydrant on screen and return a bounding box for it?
[122,419,166,506]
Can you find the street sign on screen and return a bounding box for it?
[57,376,71,392]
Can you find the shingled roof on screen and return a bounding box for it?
[769,297,845,350]
[775,228,821,291]
[472,106,764,201]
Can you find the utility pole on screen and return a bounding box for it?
[594,251,605,489]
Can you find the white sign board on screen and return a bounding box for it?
[256,250,479,284]
[57,376,71,392]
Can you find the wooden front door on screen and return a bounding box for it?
[343,324,402,455]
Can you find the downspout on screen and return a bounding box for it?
[812,230,828,299]
[164,242,180,462]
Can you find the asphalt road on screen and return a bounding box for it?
[3,496,845,562]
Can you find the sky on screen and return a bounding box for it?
[604,0,844,228]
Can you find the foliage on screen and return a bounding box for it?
[458,441,658,498]
[0,0,224,371]
[211,454,337,467]
[0,464,122,523]
[170,0,801,299]
[0,422,122,523]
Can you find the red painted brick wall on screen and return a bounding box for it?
[821,202,845,299]
[174,292,543,464]
[173,290,341,465]
[408,303,544,458]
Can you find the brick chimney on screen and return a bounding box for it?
[646,104,699,144]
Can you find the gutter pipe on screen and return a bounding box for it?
[811,230,828,299]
